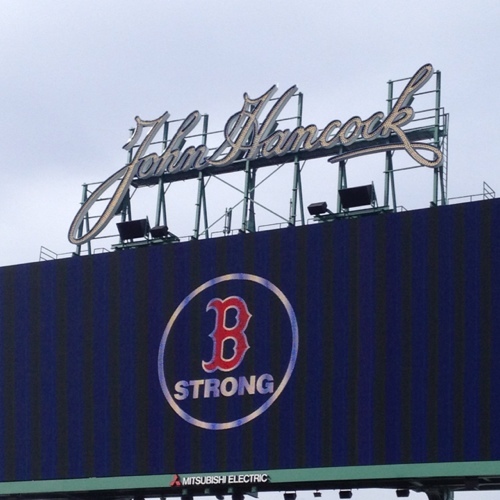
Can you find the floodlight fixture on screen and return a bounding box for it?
[338,184,376,210]
[307,201,332,216]
[314,491,322,498]
[338,491,352,499]
[284,493,297,500]
[396,489,410,498]
[116,218,150,241]
[150,225,170,239]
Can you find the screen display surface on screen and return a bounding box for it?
[0,199,499,483]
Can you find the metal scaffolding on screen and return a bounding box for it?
[71,68,448,256]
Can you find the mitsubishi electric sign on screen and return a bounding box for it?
[170,473,270,487]
[158,273,299,430]
[68,64,442,246]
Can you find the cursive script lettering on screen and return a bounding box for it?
[68,64,442,245]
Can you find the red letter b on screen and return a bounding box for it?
[202,296,251,373]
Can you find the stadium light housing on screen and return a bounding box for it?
[338,184,376,210]
[150,225,170,239]
[307,201,333,216]
[116,218,150,241]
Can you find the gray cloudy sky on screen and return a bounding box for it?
[1,0,499,267]
[1,1,500,499]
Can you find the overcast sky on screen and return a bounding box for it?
[1,1,500,498]
[1,0,499,267]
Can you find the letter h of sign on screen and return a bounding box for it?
[202,297,251,373]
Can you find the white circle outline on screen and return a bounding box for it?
[158,273,299,430]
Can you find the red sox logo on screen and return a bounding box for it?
[202,297,251,373]
[158,274,298,430]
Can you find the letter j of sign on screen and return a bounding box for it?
[202,296,251,373]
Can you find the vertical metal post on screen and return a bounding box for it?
[84,188,92,255]
[384,79,397,210]
[201,180,209,238]
[224,208,232,235]
[384,152,397,210]
[194,173,204,239]
[248,168,256,232]
[116,190,132,244]
[155,119,170,228]
[297,163,305,224]
[432,71,440,206]
[290,92,304,226]
[194,115,209,239]
[155,177,167,227]
[118,128,134,228]
[121,191,131,222]
[337,160,347,213]
[201,115,209,238]
[162,120,169,151]
[75,183,89,256]
[433,70,446,205]
[241,160,249,231]
[241,160,257,232]
[290,157,303,225]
